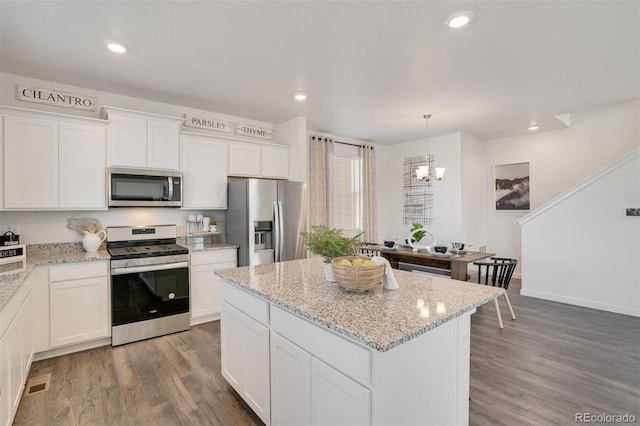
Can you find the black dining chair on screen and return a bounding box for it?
[473,257,518,329]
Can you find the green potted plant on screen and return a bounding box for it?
[302,226,363,281]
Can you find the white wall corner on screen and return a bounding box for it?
[555,113,572,128]
[277,116,308,183]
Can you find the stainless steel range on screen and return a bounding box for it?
[107,225,190,346]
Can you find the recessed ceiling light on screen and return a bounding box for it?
[445,11,474,28]
[528,125,539,131]
[106,42,128,54]
[294,93,307,101]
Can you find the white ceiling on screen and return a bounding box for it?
[1,1,638,144]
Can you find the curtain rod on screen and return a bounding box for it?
[336,140,374,149]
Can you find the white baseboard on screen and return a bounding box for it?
[520,289,640,317]
[190,313,220,326]
[34,337,112,361]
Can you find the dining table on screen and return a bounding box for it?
[362,245,495,281]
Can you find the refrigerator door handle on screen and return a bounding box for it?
[273,201,280,262]
[277,200,284,261]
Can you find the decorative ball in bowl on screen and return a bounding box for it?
[434,246,448,254]
[331,256,385,293]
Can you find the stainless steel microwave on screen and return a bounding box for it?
[108,168,182,207]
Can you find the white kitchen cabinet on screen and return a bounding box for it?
[2,108,107,210]
[311,357,371,426]
[0,277,33,426]
[189,249,237,324]
[220,285,271,425]
[228,142,289,179]
[270,332,311,425]
[3,114,59,208]
[228,142,261,177]
[261,146,289,179]
[103,106,182,170]
[181,134,228,209]
[0,327,10,426]
[270,330,370,426]
[49,261,110,348]
[59,121,106,209]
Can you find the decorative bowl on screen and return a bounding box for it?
[331,256,385,293]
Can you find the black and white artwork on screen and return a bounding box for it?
[495,162,530,211]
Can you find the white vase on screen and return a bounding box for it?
[323,262,336,282]
[82,230,106,253]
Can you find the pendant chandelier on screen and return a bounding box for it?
[415,114,445,181]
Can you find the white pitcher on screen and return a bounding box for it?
[82,230,106,253]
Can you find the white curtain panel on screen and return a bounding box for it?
[361,144,378,243]
[309,136,335,227]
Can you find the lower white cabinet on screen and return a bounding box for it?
[0,278,34,426]
[311,357,371,426]
[270,332,312,425]
[189,249,237,325]
[49,261,110,348]
[270,331,371,426]
[220,300,270,425]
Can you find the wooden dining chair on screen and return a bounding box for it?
[473,257,518,329]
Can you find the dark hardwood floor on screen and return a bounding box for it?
[14,280,640,425]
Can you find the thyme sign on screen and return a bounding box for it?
[16,85,97,111]
[235,124,275,140]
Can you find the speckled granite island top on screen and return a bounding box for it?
[216,257,504,352]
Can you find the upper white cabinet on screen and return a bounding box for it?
[58,122,106,209]
[261,146,289,179]
[2,108,107,210]
[3,114,59,208]
[103,106,182,170]
[228,142,289,179]
[181,133,228,209]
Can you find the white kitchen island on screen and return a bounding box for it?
[215,258,503,426]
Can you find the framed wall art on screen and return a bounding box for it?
[494,162,530,211]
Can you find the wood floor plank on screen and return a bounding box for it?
[12,279,640,425]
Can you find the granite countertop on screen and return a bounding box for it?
[0,239,238,313]
[216,257,504,352]
[0,244,110,312]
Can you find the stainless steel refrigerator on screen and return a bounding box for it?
[226,179,307,266]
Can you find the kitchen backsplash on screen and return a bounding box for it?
[0,209,226,244]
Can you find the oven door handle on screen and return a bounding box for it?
[111,261,189,276]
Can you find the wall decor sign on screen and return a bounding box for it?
[16,85,97,111]
[184,115,232,133]
[235,124,275,140]
[494,162,530,211]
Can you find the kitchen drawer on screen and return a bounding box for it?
[271,306,372,386]
[190,249,237,266]
[49,261,108,282]
[220,282,269,326]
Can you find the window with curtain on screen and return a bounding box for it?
[333,144,362,234]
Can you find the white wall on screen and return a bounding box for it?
[519,150,639,316]
[378,133,463,246]
[461,133,488,249]
[486,99,640,268]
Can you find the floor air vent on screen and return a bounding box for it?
[25,374,51,396]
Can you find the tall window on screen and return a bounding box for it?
[333,145,361,233]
